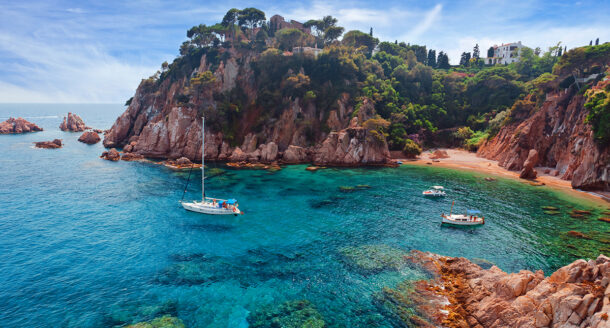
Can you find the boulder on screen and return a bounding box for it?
[77,131,101,144]
[519,149,539,179]
[429,149,450,159]
[176,157,192,165]
[34,139,62,149]
[282,145,310,163]
[313,126,390,166]
[121,152,144,161]
[0,117,43,134]
[259,142,278,163]
[59,112,87,132]
[229,147,247,162]
[101,148,120,161]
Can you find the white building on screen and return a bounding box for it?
[486,41,525,65]
[293,46,323,58]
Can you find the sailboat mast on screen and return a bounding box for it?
[201,116,205,201]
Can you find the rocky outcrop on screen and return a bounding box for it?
[401,251,610,327]
[430,149,450,159]
[59,112,87,132]
[121,152,144,161]
[519,149,539,179]
[0,117,42,134]
[34,139,62,149]
[281,145,310,163]
[478,86,610,191]
[78,131,101,144]
[101,148,120,161]
[313,126,391,166]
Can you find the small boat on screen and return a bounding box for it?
[441,201,484,226]
[180,117,243,215]
[423,185,446,197]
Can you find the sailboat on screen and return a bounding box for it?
[441,201,484,226]
[180,117,243,215]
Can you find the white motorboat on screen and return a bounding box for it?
[441,201,484,226]
[423,185,446,197]
[180,117,243,215]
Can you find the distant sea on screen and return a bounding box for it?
[0,104,608,327]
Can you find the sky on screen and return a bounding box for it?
[0,0,608,103]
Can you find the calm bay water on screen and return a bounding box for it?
[0,104,608,327]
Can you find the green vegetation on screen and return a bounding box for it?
[584,78,610,145]
[141,8,610,151]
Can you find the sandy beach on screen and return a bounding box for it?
[397,148,610,204]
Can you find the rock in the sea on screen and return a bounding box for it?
[101,148,120,161]
[175,157,192,165]
[0,117,43,134]
[121,152,144,161]
[247,300,325,328]
[339,244,408,274]
[125,315,185,328]
[259,142,278,163]
[282,145,310,163]
[77,131,100,144]
[313,126,390,166]
[34,139,62,149]
[519,148,539,179]
[399,250,610,328]
[59,112,87,132]
[229,147,248,162]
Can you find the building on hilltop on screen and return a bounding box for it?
[269,15,311,34]
[486,41,525,65]
[292,45,323,58]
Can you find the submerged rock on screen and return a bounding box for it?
[59,112,87,132]
[78,131,100,144]
[339,244,408,274]
[598,217,610,223]
[125,315,185,328]
[0,117,43,134]
[567,230,591,239]
[34,139,62,149]
[247,300,325,328]
[122,152,144,161]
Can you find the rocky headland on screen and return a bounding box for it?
[385,250,610,327]
[34,139,62,149]
[59,112,87,132]
[0,117,43,134]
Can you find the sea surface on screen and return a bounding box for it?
[0,104,608,327]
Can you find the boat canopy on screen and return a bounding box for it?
[432,186,444,189]
[467,209,481,214]
[226,199,237,204]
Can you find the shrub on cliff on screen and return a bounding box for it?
[402,139,422,158]
[585,81,610,145]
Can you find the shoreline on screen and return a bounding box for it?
[399,148,610,205]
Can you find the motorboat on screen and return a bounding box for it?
[423,185,446,197]
[441,201,484,226]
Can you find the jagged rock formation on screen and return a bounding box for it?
[34,139,62,149]
[103,48,391,166]
[60,112,87,132]
[399,250,610,327]
[78,131,101,144]
[101,148,120,161]
[0,117,42,134]
[519,149,539,179]
[478,86,610,191]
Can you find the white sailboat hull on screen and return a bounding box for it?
[181,201,241,215]
[441,214,484,226]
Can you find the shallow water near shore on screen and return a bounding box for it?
[0,104,608,327]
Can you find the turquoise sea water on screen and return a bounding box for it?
[0,104,608,327]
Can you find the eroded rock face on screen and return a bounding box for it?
[402,250,610,328]
[59,113,87,132]
[78,131,101,144]
[478,88,610,191]
[34,139,62,149]
[281,145,310,163]
[0,117,42,134]
[313,126,391,166]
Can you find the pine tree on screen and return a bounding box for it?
[427,49,436,67]
[487,46,495,58]
[595,38,599,45]
[437,51,450,69]
[369,27,373,36]
[564,46,567,54]
[459,52,472,66]
[589,40,593,46]
[473,44,480,59]
[557,47,562,57]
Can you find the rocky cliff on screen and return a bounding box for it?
[399,250,610,327]
[103,48,391,166]
[478,82,610,191]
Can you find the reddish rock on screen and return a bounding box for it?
[478,86,609,191]
[401,251,610,328]
[0,117,43,134]
[101,148,120,161]
[430,149,450,159]
[519,149,539,179]
[78,131,101,144]
[121,152,144,161]
[34,139,62,149]
[313,126,390,166]
[175,157,192,165]
[281,145,310,163]
[59,112,87,132]
[229,147,247,162]
[93,129,103,134]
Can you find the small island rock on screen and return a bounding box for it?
[34,139,62,149]
[0,117,43,134]
[78,131,101,144]
[101,148,120,161]
[59,112,87,132]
